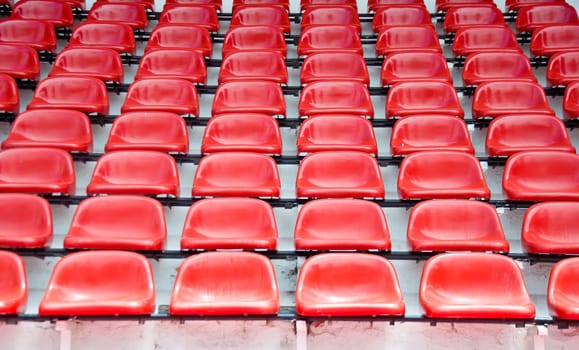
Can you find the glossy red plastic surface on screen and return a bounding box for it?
[547,51,579,86]
[0,147,75,195]
[2,109,92,152]
[516,4,579,33]
[294,199,390,250]
[398,151,490,199]
[298,25,363,56]
[301,0,357,11]
[0,44,39,81]
[453,25,520,57]
[170,252,279,315]
[523,202,579,254]
[202,114,282,154]
[64,196,166,250]
[548,258,579,320]
[386,81,463,118]
[299,81,373,117]
[368,0,425,12]
[391,115,474,155]
[166,0,221,11]
[146,24,212,57]
[193,152,280,197]
[67,22,135,55]
[49,48,123,83]
[0,194,52,248]
[443,6,504,33]
[563,81,579,119]
[181,198,278,250]
[233,0,288,10]
[0,251,27,314]
[28,77,109,115]
[159,5,219,32]
[486,114,575,156]
[222,25,287,57]
[87,151,180,196]
[87,3,147,29]
[301,6,361,33]
[39,251,155,316]
[296,254,404,316]
[135,49,206,84]
[105,112,189,153]
[231,5,290,33]
[96,0,154,11]
[297,115,377,154]
[530,25,579,57]
[0,74,18,114]
[121,78,199,116]
[503,151,579,201]
[296,151,385,199]
[372,6,432,33]
[435,0,495,11]
[472,81,553,119]
[11,1,73,28]
[506,0,565,11]
[420,253,535,319]
[462,51,536,86]
[212,81,285,116]
[218,51,287,84]
[408,200,508,252]
[381,52,451,86]
[0,19,56,51]
[301,52,368,85]
[376,25,441,56]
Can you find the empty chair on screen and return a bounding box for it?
[376,25,441,56]
[294,199,390,250]
[87,3,148,30]
[64,196,166,250]
[146,24,212,57]
[49,48,123,83]
[522,202,579,254]
[0,19,56,52]
[436,0,496,11]
[398,151,490,200]
[0,194,52,248]
[230,5,290,33]
[96,0,154,11]
[0,74,18,114]
[300,0,357,11]
[192,152,280,197]
[486,115,575,156]
[222,25,287,58]
[453,26,520,57]
[0,44,40,81]
[28,77,109,115]
[212,81,285,117]
[159,5,218,32]
[67,22,136,55]
[170,252,279,315]
[387,81,463,118]
[381,52,451,86]
[506,0,566,12]
[530,25,579,57]
[301,6,361,33]
[2,109,92,152]
[166,0,222,11]
[121,78,199,116]
[39,251,155,316]
[87,151,180,196]
[296,151,385,199]
[297,115,377,154]
[105,112,188,153]
[135,49,206,84]
[563,81,579,119]
[472,81,554,119]
[11,0,73,28]
[420,253,535,319]
[218,51,287,84]
[368,0,426,12]
[0,251,27,314]
[548,258,579,320]
[390,115,474,155]
[298,25,363,56]
[462,51,536,86]
[547,51,579,86]
[503,151,579,201]
[408,200,509,252]
[0,148,75,195]
[202,114,282,154]
[233,0,288,10]
[372,6,432,33]
[296,254,404,316]
[516,4,579,33]
[300,52,369,85]
[181,198,277,250]
[443,6,504,33]
[299,81,373,117]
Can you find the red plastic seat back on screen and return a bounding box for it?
[301,52,369,85]
[298,25,363,56]
[300,0,357,11]
[166,0,222,11]
[212,81,286,117]
[530,25,579,57]
[301,6,361,33]
[547,51,579,86]
[443,6,504,33]
[232,0,288,11]
[87,3,148,29]
[11,0,74,28]
[372,6,432,33]
[376,25,441,56]
[218,51,287,84]
[0,73,19,114]
[146,24,212,57]
[368,0,425,12]
[564,81,579,119]
[0,194,52,249]
[548,258,579,320]
[222,25,287,57]
[49,48,124,83]
[453,25,521,57]
[523,202,579,254]
[122,78,199,116]
[516,4,579,33]
[299,81,373,117]
[435,0,495,12]
[0,251,27,314]
[135,49,207,84]
[230,5,290,33]
[472,81,553,119]
[386,81,464,118]
[67,22,136,54]
[159,5,219,32]
[0,44,40,81]
[462,51,536,86]
[0,19,56,52]
[381,52,451,86]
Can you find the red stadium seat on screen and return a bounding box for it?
[420,253,535,319]
[0,19,56,52]
[11,0,73,28]
[202,114,282,154]
[506,0,565,12]
[0,147,75,195]
[49,48,123,83]
[503,151,579,201]
[181,198,277,250]
[435,0,495,12]
[0,194,52,248]
[297,115,377,154]
[390,115,474,155]
[408,200,509,252]
[302,6,361,33]
[0,251,27,314]
[296,151,384,199]
[530,25,579,57]
[516,4,579,33]
[222,25,286,57]
[453,25,520,57]
[523,202,579,254]
[301,52,369,85]
[64,196,166,250]
[105,112,189,153]
[170,252,279,315]
[564,81,579,119]
[67,23,135,55]
[300,0,357,11]
[294,199,390,250]
[146,24,212,57]
[376,25,441,56]
[298,25,363,56]
[386,81,463,118]
[166,0,222,11]
[87,151,180,196]
[462,51,536,86]
[218,51,287,84]
[398,151,490,199]
[233,0,288,10]
[121,78,199,116]
[96,0,154,11]
[299,81,373,117]
[39,251,155,316]
[86,3,148,29]
[443,6,504,33]
[2,109,92,152]
[296,254,404,316]
[548,258,579,320]
[28,77,109,115]
[192,152,280,197]
[486,115,575,156]
[547,51,579,86]
[0,74,18,114]
[0,44,40,81]
[159,5,219,32]
[472,81,554,119]
[212,81,285,116]
[372,6,432,33]
[368,0,425,12]
[135,49,207,84]
[381,52,451,86]
[231,5,290,33]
